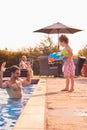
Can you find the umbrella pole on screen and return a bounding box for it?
[58,33,60,51]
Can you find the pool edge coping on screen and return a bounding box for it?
[13,78,46,130]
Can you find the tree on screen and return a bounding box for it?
[36,35,58,55]
[78,44,87,57]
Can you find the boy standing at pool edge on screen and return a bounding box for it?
[59,35,75,92]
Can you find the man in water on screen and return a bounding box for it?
[0,62,31,100]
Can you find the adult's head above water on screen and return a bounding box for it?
[19,55,33,78]
[21,55,27,62]
[19,55,28,69]
[10,65,20,73]
[9,65,21,80]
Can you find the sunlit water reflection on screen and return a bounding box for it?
[0,84,36,130]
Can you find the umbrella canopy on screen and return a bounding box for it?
[34,22,83,50]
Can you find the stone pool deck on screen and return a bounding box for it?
[13,76,87,130]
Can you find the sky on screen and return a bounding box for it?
[0,0,87,54]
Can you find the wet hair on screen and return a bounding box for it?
[10,65,20,73]
[59,35,69,44]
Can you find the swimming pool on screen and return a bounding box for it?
[0,84,36,130]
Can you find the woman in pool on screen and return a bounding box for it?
[19,55,33,78]
[0,62,32,100]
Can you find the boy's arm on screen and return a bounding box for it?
[60,48,73,60]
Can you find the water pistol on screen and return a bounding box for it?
[48,50,69,62]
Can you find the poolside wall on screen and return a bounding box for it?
[13,78,47,130]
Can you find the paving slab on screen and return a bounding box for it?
[46,76,87,130]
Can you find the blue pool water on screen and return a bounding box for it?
[0,84,36,130]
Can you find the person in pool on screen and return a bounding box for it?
[19,55,33,78]
[0,62,31,100]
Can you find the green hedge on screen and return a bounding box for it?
[0,50,40,75]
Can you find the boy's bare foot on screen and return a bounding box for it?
[68,89,74,92]
[61,88,69,91]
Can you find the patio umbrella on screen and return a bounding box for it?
[33,22,83,51]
